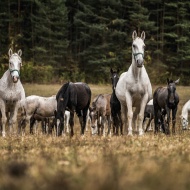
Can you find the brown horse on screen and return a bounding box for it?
[89,94,112,136]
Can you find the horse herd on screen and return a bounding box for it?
[0,31,189,137]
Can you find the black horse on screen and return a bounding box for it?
[153,78,179,135]
[55,82,91,136]
[110,68,123,135]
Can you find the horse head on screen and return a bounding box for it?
[89,105,97,129]
[8,48,22,83]
[167,78,180,104]
[110,68,119,90]
[56,82,70,114]
[132,30,145,68]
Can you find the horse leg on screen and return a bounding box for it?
[97,116,101,135]
[138,95,149,136]
[165,108,171,135]
[112,116,116,135]
[172,107,177,134]
[101,115,106,137]
[114,116,119,135]
[66,114,70,133]
[9,102,20,135]
[145,117,152,132]
[153,103,160,134]
[81,108,88,135]
[125,95,133,136]
[118,112,123,135]
[30,116,35,134]
[120,104,127,135]
[0,103,7,137]
[107,115,112,136]
[69,112,74,137]
[133,108,139,132]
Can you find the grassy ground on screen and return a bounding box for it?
[0,83,190,190]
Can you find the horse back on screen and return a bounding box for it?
[70,82,91,110]
[153,87,167,108]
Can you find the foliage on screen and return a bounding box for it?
[0,0,190,84]
[22,62,54,83]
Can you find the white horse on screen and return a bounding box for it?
[0,48,25,137]
[181,100,190,130]
[20,95,70,134]
[115,31,152,135]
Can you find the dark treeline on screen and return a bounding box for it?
[0,0,190,84]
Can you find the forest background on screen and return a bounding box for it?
[0,0,190,85]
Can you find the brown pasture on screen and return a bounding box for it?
[0,83,190,190]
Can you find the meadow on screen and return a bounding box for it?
[0,83,190,190]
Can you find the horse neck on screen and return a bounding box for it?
[112,87,117,98]
[131,56,143,81]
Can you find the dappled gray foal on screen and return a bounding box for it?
[0,49,25,137]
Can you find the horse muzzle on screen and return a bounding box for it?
[12,76,19,83]
[136,59,144,68]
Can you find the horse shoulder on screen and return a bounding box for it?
[25,95,40,111]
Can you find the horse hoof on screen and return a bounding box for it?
[127,133,133,136]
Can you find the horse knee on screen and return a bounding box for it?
[127,112,133,120]
[2,116,7,124]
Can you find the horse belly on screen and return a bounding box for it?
[132,95,142,107]
[37,105,54,117]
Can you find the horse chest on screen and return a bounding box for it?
[2,90,21,102]
[129,84,145,97]
[0,81,22,101]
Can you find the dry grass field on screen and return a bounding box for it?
[0,83,190,190]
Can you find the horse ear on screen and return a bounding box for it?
[117,68,119,73]
[132,30,137,41]
[141,31,145,41]
[8,48,13,57]
[18,49,22,57]
[175,78,180,84]
[110,68,113,74]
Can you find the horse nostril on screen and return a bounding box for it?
[12,76,19,83]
